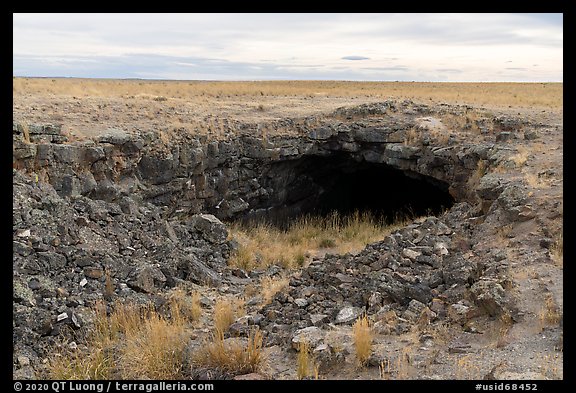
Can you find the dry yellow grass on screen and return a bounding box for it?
[260,275,290,305]
[48,300,191,379]
[467,159,489,199]
[550,232,563,267]
[509,146,531,168]
[49,341,112,380]
[193,328,265,375]
[104,268,114,300]
[538,293,562,331]
[523,172,551,190]
[13,78,563,109]
[296,340,314,380]
[213,297,237,335]
[228,211,409,270]
[539,353,563,379]
[119,308,190,379]
[394,346,415,380]
[352,315,373,366]
[168,288,203,323]
[455,354,482,379]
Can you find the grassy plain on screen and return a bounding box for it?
[13,78,562,108]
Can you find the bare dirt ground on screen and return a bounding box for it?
[12,79,563,380]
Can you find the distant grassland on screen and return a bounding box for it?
[13,78,562,109]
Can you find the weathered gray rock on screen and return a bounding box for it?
[402,248,422,261]
[496,184,529,222]
[313,343,345,372]
[308,127,335,140]
[291,326,325,350]
[37,252,67,270]
[402,299,427,322]
[52,145,81,164]
[310,314,329,327]
[128,266,167,293]
[177,255,222,286]
[188,214,228,244]
[496,132,515,142]
[447,301,472,325]
[137,155,175,185]
[470,279,507,317]
[294,298,309,308]
[13,279,36,307]
[98,128,132,145]
[353,127,391,143]
[442,255,476,286]
[524,129,539,140]
[477,174,508,201]
[335,306,362,324]
[385,144,420,159]
[84,146,106,163]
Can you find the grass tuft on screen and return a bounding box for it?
[538,293,561,330]
[169,288,203,323]
[352,315,373,366]
[550,231,563,266]
[213,297,237,336]
[193,328,265,375]
[296,341,314,380]
[260,276,290,305]
[48,300,191,379]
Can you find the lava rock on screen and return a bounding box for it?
[334,306,362,324]
[292,326,325,350]
[470,279,507,317]
[188,214,228,244]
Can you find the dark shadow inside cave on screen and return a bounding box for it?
[242,152,455,227]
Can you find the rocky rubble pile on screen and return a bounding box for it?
[254,202,517,353]
[13,170,234,378]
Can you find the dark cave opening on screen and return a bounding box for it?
[247,152,455,227]
[312,155,454,220]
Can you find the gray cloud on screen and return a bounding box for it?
[361,66,408,72]
[341,56,370,61]
[436,68,463,73]
[13,13,563,82]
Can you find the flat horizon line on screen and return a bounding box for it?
[12,76,563,84]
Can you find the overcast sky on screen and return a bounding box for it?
[13,13,563,82]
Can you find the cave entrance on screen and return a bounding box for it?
[249,152,455,227]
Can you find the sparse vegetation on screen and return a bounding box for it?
[550,231,563,266]
[48,300,191,379]
[168,288,203,323]
[193,328,265,375]
[509,146,531,168]
[228,211,409,270]
[538,293,562,330]
[404,127,421,146]
[394,346,414,380]
[213,297,243,335]
[296,341,316,380]
[104,268,114,300]
[21,123,30,144]
[260,275,290,305]
[117,305,190,379]
[495,312,514,349]
[467,159,489,199]
[352,315,373,366]
[12,78,563,109]
[455,354,481,379]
